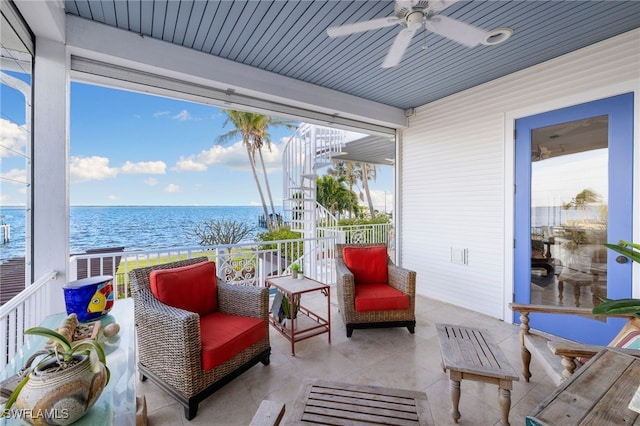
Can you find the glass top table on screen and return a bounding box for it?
[0,298,136,426]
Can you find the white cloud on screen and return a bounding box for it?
[0,168,26,185]
[173,156,208,172]
[172,110,199,121]
[154,111,170,118]
[70,156,119,182]
[120,160,166,174]
[70,157,168,182]
[164,183,180,193]
[186,140,284,172]
[107,195,119,200]
[144,178,158,186]
[248,200,261,206]
[0,118,27,158]
[367,189,393,211]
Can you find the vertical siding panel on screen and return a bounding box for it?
[401,29,640,318]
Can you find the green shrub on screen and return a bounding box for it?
[338,215,390,226]
[256,226,304,262]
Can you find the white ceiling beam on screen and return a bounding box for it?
[65,15,406,130]
[14,0,65,43]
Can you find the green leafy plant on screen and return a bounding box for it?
[603,240,640,263]
[592,240,640,318]
[2,326,110,414]
[281,294,300,319]
[290,263,300,273]
[257,226,304,262]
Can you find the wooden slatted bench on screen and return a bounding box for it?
[436,323,519,426]
[287,379,434,425]
[249,400,285,426]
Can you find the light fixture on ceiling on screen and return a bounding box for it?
[481,28,513,46]
[532,144,552,161]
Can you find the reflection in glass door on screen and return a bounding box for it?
[530,116,609,308]
[514,93,633,344]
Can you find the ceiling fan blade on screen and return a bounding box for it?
[382,26,419,68]
[327,17,402,38]
[425,15,487,47]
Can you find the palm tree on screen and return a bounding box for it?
[359,163,377,218]
[316,174,359,219]
[217,111,271,229]
[252,115,297,228]
[329,161,377,218]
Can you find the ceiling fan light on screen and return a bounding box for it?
[481,27,513,46]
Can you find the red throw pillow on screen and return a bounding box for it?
[342,245,388,285]
[150,261,217,316]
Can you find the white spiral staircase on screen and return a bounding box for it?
[282,124,346,237]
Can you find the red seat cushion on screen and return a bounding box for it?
[354,283,410,312]
[342,245,388,285]
[150,261,217,316]
[200,312,266,371]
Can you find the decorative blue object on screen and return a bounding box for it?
[63,275,114,322]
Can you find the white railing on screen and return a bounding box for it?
[316,202,338,233]
[331,223,391,245]
[69,237,337,300]
[0,270,57,369]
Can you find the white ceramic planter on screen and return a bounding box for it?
[14,355,108,425]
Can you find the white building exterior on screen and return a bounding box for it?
[400,29,640,320]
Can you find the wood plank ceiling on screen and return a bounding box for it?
[64,1,640,111]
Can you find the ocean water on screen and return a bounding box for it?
[0,206,281,261]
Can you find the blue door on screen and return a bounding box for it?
[514,93,634,344]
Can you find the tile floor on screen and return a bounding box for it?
[137,290,557,425]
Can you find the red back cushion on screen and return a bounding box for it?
[150,261,217,315]
[342,245,388,285]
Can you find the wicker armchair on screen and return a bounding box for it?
[335,243,416,337]
[129,257,271,420]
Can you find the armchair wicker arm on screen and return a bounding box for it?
[334,258,356,314]
[217,282,269,320]
[134,286,202,380]
[388,264,416,295]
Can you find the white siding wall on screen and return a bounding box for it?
[401,29,640,319]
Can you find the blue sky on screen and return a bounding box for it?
[2,81,393,208]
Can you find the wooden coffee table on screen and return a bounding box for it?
[436,323,519,426]
[527,347,640,425]
[288,379,434,425]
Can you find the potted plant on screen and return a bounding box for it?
[280,293,301,330]
[592,240,640,318]
[2,320,110,425]
[290,262,300,279]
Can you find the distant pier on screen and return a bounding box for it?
[258,213,283,229]
[0,216,9,244]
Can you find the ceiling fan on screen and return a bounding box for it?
[326,0,510,68]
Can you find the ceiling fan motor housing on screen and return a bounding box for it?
[395,0,430,19]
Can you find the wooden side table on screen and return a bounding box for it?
[436,323,519,426]
[527,347,640,425]
[266,276,330,356]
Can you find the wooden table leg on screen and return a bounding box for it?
[449,371,462,423]
[498,382,512,426]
